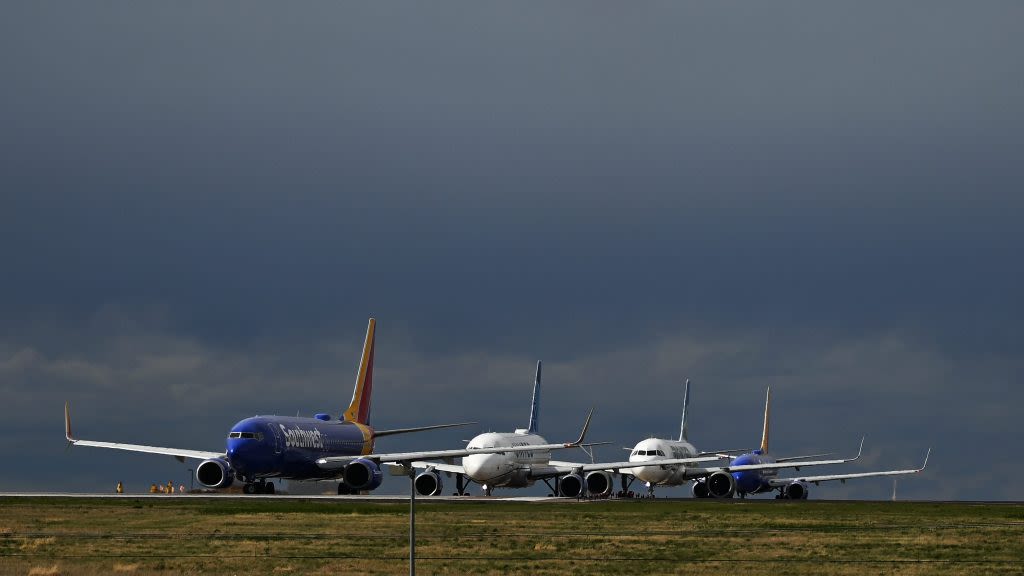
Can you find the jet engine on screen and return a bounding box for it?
[783,481,809,500]
[706,471,736,498]
[196,458,234,489]
[558,473,584,497]
[414,470,444,496]
[343,458,383,491]
[691,480,710,499]
[585,471,612,496]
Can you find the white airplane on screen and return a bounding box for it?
[316,361,724,497]
[618,378,747,495]
[624,383,930,499]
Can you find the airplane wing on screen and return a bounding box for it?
[774,453,835,462]
[315,441,610,471]
[767,448,931,487]
[680,438,867,477]
[547,456,725,474]
[410,461,466,475]
[317,408,601,471]
[400,456,724,482]
[64,402,223,460]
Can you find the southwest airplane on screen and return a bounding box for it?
[317,361,725,497]
[64,318,473,495]
[626,383,930,499]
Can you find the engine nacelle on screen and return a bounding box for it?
[414,470,444,496]
[343,458,383,491]
[783,481,809,500]
[691,480,710,499]
[585,471,612,496]
[196,458,234,489]
[707,471,736,498]
[558,473,584,497]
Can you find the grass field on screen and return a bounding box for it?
[1,497,1021,575]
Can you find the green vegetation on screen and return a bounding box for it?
[1,497,1021,575]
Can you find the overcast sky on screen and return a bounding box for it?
[2,2,1021,499]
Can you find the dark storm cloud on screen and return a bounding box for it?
[1,2,1021,497]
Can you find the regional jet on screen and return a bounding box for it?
[624,384,930,499]
[64,318,474,495]
[316,361,725,497]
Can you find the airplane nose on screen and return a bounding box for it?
[463,453,498,481]
[631,461,669,483]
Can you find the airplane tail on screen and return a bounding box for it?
[759,386,771,454]
[342,318,376,425]
[527,361,541,434]
[678,378,691,442]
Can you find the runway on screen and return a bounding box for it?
[2,492,1011,504]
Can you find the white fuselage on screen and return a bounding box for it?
[462,430,552,488]
[627,437,699,486]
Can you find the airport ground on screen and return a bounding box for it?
[1,495,1021,575]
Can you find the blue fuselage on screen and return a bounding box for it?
[730,450,777,495]
[226,416,372,481]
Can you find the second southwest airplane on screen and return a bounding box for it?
[625,381,930,499]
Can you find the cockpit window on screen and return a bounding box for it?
[228,432,262,440]
[657,450,666,456]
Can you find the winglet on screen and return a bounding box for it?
[852,436,865,461]
[64,401,74,442]
[568,407,594,446]
[919,447,931,471]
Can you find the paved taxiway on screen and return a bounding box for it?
[2,492,994,504]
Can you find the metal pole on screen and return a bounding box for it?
[409,469,416,576]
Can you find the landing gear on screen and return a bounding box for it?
[542,478,557,497]
[621,474,635,494]
[455,473,467,496]
[243,480,275,495]
[482,484,492,496]
[338,483,357,495]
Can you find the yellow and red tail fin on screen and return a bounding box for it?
[343,318,376,425]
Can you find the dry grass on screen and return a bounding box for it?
[0,497,1021,575]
